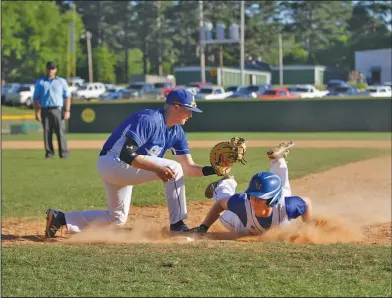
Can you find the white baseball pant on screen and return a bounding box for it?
[214,157,292,234]
[65,153,187,233]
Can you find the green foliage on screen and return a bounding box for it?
[1,1,85,81]
[93,45,116,83]
[128,48,144,76]
[1,1,392,83]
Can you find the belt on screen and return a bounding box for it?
[42,106,62,110]
[99,149,108,156]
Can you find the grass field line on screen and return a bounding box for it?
[1,139,391,149]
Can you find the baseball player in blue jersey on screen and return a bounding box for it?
[44,89,220,238]
[188,141,313,236]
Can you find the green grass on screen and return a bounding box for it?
[2,243,391,297]
[2,131,391,141]
[1,105,34,115]
[2,143,391,297]
[2,147,390,217]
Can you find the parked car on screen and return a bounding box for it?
[75,83,106,100]
[195,86,233,100]
[127,82,155,99]
[150,82,178,99]
[99,88,132,100]
[247,84,273,96]
[326,79,347,90]
[104,84,117,90]
[366,86,392,98]
[227,86,254,98]
[258,88,301,99]
[68,77,85,93]
[226,85,242,92]
[325,86,361,97]
[289,84,329,98]
[185,82,213,95]
[1,83,21,104]
[5,84,35,106]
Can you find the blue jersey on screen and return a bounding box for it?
[33,76,71,108]
[226,193,307,234]
[101,108,190,157]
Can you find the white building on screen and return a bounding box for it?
[355,48,392,84]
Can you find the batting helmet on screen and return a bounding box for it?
[245,171,282,207]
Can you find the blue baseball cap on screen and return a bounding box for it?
[165,89,203,113]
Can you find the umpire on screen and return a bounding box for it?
[33,61,71,159]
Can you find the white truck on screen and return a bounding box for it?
[290,84,329,98]
[75,82,106,100]
[366,86,392,98]
[194,86,233,100]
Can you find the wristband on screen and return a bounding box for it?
[202,166,216,176]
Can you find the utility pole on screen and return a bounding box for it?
[72,3,76,78]
[86,32,93,83]
[219,46,223,68]
[157,1,163,76]
[279,33,283,86]
[199,1,206,82]
[67,24,71,80]
[68,2,77,79]
[240,0,245,85]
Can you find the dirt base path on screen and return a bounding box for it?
[2,139,391,149]
[2,155,390,246]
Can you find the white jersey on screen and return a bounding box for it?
[214,158,306,235]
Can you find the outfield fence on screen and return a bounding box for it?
[1,115,42,135]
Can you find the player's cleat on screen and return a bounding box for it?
[170,223,190,232]
[205,174,234,199]
[267,141,296,160]
[45,208,64,238]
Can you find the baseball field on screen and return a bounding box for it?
[1,130,391,296]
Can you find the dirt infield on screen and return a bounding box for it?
[2,139,391,149]
[2,143,391,247]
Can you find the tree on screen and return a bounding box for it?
[1,1,84,81]
[280,1,352,64]
[93,45,116,83]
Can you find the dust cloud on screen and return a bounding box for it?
[63,155,392,245]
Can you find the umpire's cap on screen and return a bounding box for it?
[46,61,57,69]
[166,89,202,113]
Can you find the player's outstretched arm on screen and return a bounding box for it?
[189,197,230,233]
[175,154,216,177]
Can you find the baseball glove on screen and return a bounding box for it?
[210,137,247,176]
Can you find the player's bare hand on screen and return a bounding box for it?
[156,166,175,182]
[35,111,41,122]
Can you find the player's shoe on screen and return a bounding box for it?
[267,141,296,161]
[170,223,190,232]
[45,208,64,238]
[205,174,234,199]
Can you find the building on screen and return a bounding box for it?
[270,65,326,86]
[173,66,271,87]
[355,48,392,84]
